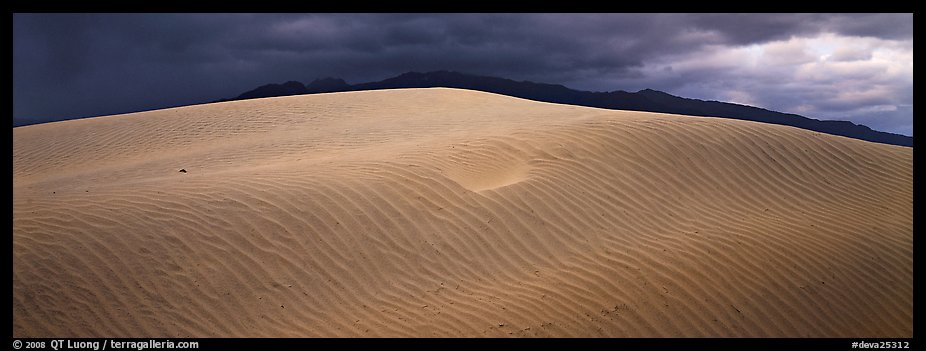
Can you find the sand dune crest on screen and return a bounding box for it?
[13,88,912,337]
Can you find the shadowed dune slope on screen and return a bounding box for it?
[13,88,912,337]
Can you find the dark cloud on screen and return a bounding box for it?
[684,13,913,44]
[13,13,913,135]
[821,13,914,40]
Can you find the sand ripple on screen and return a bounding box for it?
[13,88,912,337]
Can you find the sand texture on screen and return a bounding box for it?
[13,88,912,337]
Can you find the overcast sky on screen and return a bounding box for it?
[12,13,914,136]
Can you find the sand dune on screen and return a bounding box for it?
[13,88,912,337]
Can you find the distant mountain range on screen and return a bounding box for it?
[217,71,913,147]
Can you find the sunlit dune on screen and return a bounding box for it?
[13,88,912,337]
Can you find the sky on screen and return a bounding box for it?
[12,13,914,136]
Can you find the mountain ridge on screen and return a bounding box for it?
[218,70,912,147]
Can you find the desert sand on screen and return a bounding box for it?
[13,88,912,337]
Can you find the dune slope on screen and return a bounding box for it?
[13,88,912,337]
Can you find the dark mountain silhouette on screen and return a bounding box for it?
[214,77,351,103]
[218,71,912,147]
[306,77,350,93]
[224,81,308,101]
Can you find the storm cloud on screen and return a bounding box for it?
[12,13,913,135]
